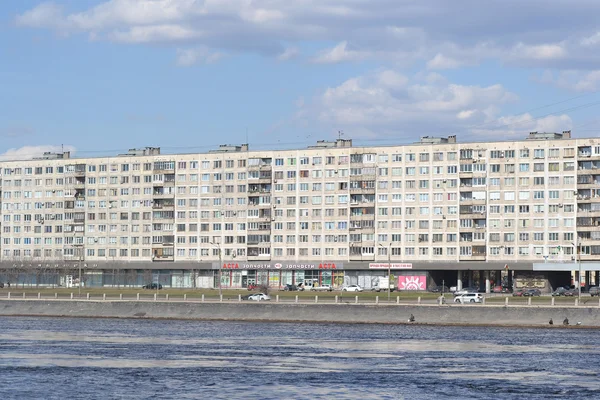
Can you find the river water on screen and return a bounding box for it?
[0,317,598,399]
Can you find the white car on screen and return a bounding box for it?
[342,284,363,292]
[454,293,483,304]
[453,288,478,296]
[247,293,271,301]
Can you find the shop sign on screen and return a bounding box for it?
[369,263,412,269]
[398,275,426,291]
[221,262,342,270]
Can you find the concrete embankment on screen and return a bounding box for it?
[2,299,600,328]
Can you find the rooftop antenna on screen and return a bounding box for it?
[245,127,249,149]
[338,130,344,140]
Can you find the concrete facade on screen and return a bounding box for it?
[0,131,600,289]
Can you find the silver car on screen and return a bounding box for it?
[342,284,363,292]
[247,293,271,301]
[454,293,483,304]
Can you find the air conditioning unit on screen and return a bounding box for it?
[558,204,563,208]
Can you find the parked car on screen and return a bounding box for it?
[246,293,271,301]
[142,283,162,290]
[492,285,504,293]
[342,284,363,292]
[523,289,541,297]
[429,285,450,293]
[512,289,526,297]
[454,293,484,303]
[589,286,600,297]
[282,284,298,291]
[312,284,333,292]
[454,287,479,296]
[564,288,579,297]
[551,287,570,296]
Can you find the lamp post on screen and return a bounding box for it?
[210,242,222,298]
[378,243,392,302]
[572,239,582,301]
[74,243,84,298]
[78,254,82,298]
[577,240,582,301]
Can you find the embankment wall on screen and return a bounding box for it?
[1,300,600,327]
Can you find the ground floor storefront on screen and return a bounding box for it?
[1,263,598,293]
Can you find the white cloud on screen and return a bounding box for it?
[277,47,299,61]
[473,113,573,139]
[311,41,366,64]
[457,110,477,120]
[0,145,76,161]
[15,2,66,30]
[111,24,202,43]
[426,53,463,70]
[581,32,600,47]
[535,70,600,92]
[306,69,521,139]
[14,0,600,70]
[175,47,224,67]
[511,42,567,61]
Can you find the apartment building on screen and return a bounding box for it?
[1,131,599,290]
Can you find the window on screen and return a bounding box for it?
[534,149,545,158]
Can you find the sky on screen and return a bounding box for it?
[1,0,600,160]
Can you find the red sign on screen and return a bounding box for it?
[318,263,337,269]
[369,263,413,269]
[222,263,240,269]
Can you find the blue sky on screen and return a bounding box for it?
[1,0,600,160]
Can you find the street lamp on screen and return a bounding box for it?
[572,240,582,301]
[210,242,222,298]
[74,243,84,298]
[378,243,392,302]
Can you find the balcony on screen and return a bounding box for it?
[350,214,375,221]
[255,215,272,222]
[248,201,271,207]
[248,185,271,194]
[350,186,376,194]
[72,165,86,177]
[152,200,175,209]
[248,162,272,170]
[578,207,600,216]
[152,191,175,199]
[577,163,600,173]
[459,197,486,205]
[578,235,600,243]
[152,248,174,261]
[577,193,600,202]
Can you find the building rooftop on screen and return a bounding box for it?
[2,130,594,164]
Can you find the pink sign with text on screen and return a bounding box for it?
[398,275,427,291]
